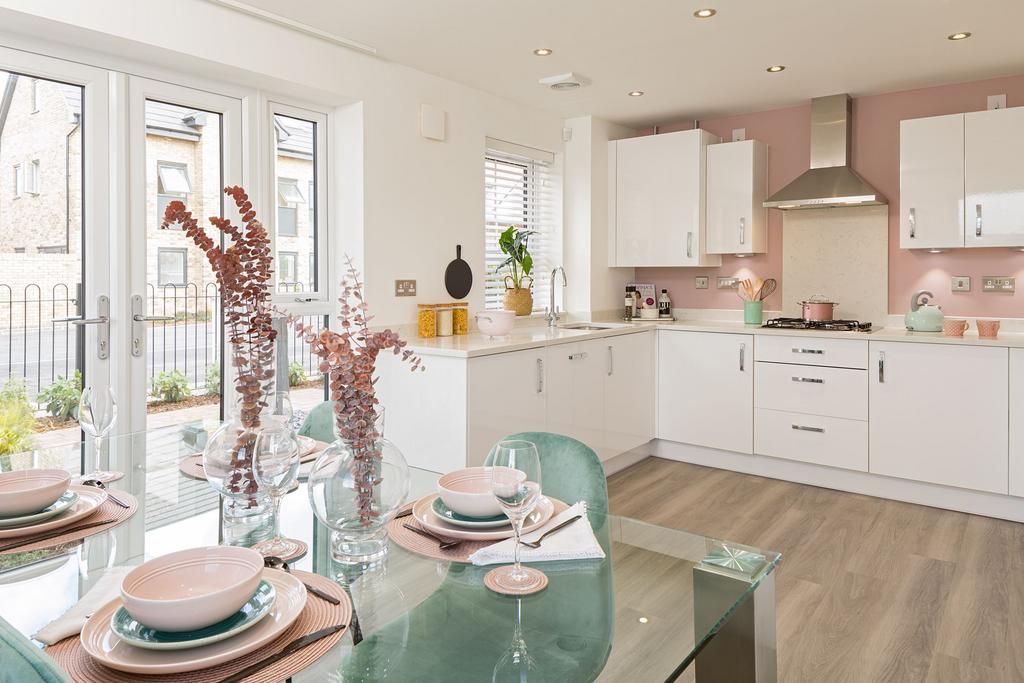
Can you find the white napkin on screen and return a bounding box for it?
[469,502,605,566]
[33,566,131,645]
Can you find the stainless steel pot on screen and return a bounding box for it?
[798,296,838,321]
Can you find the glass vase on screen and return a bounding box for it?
[308,431,410,565]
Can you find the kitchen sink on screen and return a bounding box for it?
[558,322,632,331]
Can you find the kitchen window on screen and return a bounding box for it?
[157,161,190,226]
[484,139,561,312]
[157,248,187,287]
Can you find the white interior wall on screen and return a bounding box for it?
[0,0,564,326]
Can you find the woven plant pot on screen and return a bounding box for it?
[503,287,533,316]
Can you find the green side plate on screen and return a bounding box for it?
[431,497,510,529]
[110,580,276,651]
[0,490,79,529]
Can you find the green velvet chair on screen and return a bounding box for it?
[0,617,71,683]
[340,432,614,681]
[297,400,336,444]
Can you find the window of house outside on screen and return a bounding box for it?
[279,251,298,288]
[156,161,190,227]
[13,163,23,197]
[157,248,187,286]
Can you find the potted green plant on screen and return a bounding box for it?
[496,225,536,316]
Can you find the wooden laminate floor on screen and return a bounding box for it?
[606,457,1024,683]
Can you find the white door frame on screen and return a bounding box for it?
[124,77,246,432]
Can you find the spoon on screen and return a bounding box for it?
[263,556,340,605]
[80,479,129,509]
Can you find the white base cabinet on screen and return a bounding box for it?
[869,341,1008,494]
[1010,349,1024,497]
[658,330,753,454]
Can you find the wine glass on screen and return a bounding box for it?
[492,598,538,682]
[251,426,302,558]
[78,386,121,483]
[487,440,545,593]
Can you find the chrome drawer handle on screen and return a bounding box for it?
[792,424,825,433]
[739,343,745,371]
[739,217,745,245]
[878,351,885,383]
[908,207,916,238]
[976,204,982,237]
[536,358,544,393]
[792,348,824,355]
[687,231,693,259]
[792,376,824,384]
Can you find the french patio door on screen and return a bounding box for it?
[125,78,244,433]
[0,46,111,459]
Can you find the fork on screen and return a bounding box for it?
[402,523,461,550]
[519,514,582,549]
[80,479,130,509]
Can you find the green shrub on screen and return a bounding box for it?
[204,365,221,396]
[0,378,35,456]
[288,361,307,387]
[150,370,191,402]
[36,370,82,420]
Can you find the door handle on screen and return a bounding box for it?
[739,343,745,372]
[791,376,824,384]
[53,295,109,360]
[536,358,544,394]
[792,424,825,433]
[687,232,693,259]
[739,217,746,245]
[908,207,916,239]
[131,294,175,357]
[878,351,885,383]
[975,204,982,237]
[607,345,613,376]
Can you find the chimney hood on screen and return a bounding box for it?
[763,94,886,210]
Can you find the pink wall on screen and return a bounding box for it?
[635,74,1024,318]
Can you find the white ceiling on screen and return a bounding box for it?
[242,0,1024,127]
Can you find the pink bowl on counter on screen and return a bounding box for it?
[120,546,264,632]
[475,310,515,338]
[0,469,71,517]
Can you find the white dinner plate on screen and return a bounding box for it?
[80,569,306,675]
[0,486,107,539]
[298,436,326,462]
[412,494,556,541]
[0,490,79,529]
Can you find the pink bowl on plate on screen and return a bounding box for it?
[0,469,70,517]
[437,466,524,518]
[120,546,264,632]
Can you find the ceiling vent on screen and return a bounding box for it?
[539,72,589,91]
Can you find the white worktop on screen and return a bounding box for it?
[401,316,1024,358]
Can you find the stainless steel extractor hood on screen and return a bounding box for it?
[763,94,886,210]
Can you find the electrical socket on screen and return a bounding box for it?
[695,276,709,289]
[988,94,1007,110]
[951,276,971,292]
[717,277,739,290]
[394,279,417,296]
[982,276,1015,293]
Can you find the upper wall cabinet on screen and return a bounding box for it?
[900,113,965,249]
[608,129,722,267]
[900,105,1024,249]
[706,139,768,255]
[965,107,1024,247]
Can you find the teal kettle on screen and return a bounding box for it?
[904,290,944,332]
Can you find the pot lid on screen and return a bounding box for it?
[798,295,838,305]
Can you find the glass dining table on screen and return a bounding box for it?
[0,425,781,682]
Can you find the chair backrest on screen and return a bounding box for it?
[485,432,608,513]
[0,616,71,683]
[296,400,336,444]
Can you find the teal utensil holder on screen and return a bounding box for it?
[743,301,763,325]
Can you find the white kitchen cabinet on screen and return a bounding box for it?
[544,340,606,457]
[1010,349,1024,497]
[965,107,1024,247]
[658,330,753,454]
[603,331,655,459]
[899,113,965,249]
[706,139,768,255]
[608,129,722,267]
[869,341,1008,494]
[466,347,547,467]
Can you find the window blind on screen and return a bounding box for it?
[484,145,561,312]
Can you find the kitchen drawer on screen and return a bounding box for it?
[755,362,867,420]
[755,335,868,369]
[754,408,868,472]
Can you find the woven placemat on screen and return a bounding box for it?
[386,498,568,564]
[46,570,351,683]
[179,457,299,493]
[0,493,139,555]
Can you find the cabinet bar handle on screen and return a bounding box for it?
[976,204,983,237]
[687,232,693,259]
[792,376,824,384]
[908,208,916,239]
[739,343,746,372]
[739,217,746,245]
[878,351,885,383]
[607,345,613,376]
[791,348,824,355]
[792,424,825,433]
[536,358,544,394]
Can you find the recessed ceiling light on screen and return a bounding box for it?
[533,48,553,56]
[627,90,645,97]
[947,32,972,41]
[693,8,716,18]
[638,617,649,624]
[766,65,786,73]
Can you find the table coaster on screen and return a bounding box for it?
[484,566,548,596]
[0,493,139,555]
[45,570,351,683]
[179,456,298,493]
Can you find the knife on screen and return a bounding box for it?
[394,507,414,519]
[0,518,116,553]
[216,623,348,683]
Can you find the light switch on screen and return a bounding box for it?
[951,276,971,292]
[695,276,709,289]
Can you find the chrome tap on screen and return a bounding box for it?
[546,266,567,328]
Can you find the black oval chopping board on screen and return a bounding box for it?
[444,245,473,299]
